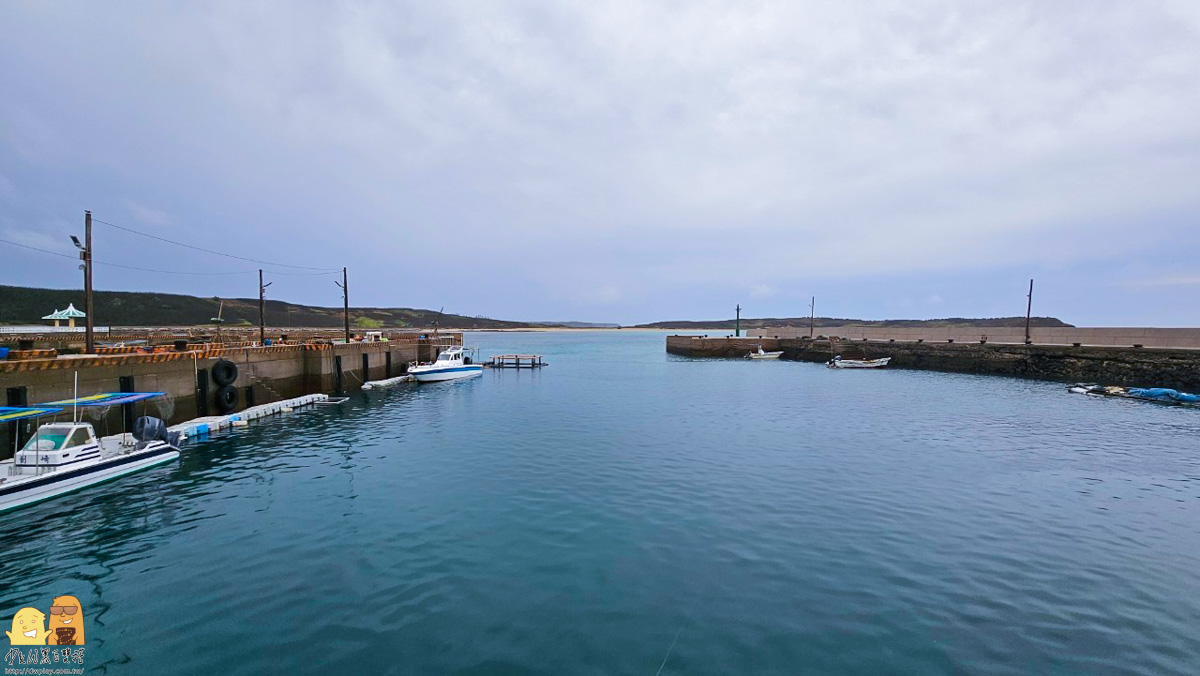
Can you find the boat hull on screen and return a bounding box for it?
[0,444,179,513]
[410,366,484,382]
[748,352,783,359]
[828,358,891,369]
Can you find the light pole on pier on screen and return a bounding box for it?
[735,304,741,337]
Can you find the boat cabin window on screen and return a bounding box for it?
[20,426,93,452]
[65,427,93,448]
[438,351,455,361]
[22,429,69,451]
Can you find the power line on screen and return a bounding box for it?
[97,261,254,276]
[92,218,341,271]
[0,237,255,276]
[267,269,343,276]
[0,238,77,260]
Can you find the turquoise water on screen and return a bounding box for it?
[2,331,1198,675]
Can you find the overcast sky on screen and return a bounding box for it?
[1,1,1198,325]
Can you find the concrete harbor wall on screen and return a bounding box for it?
[742,326,1200,349]
[666,335,1200,392]
[0,334,460,457]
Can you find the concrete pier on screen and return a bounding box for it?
[0,332,460,456]
[667,335,1200,392]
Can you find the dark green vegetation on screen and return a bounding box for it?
[0,285,545,329]
[634,316,1073,329]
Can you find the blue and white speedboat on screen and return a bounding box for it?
[0,393,181,513]
[408,346,483,383]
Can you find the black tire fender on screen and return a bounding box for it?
[214,384,239,413]
[212,359,238,386]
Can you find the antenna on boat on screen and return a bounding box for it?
[431,307,443,339]
[73,371,79,423]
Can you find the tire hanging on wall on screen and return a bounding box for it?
[212,359,238,386]
[214,384,239,413]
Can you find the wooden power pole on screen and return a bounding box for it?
[342,267,350,343]
[809,296,815,339]
[258,269,272,344]
[83,211,94,353]
[1024,279,1034,344]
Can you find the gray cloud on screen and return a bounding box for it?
[1,1,1198,324]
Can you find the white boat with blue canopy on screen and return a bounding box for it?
[0,392,181,513]
[408,346,483,383]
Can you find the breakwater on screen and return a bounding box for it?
[745,325,1200,348]
[667,335,1200,391]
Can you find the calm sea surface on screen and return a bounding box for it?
[2,331,1198,675]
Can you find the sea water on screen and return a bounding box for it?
[1,331,1197,675]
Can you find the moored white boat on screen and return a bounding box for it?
[0,393,181,513]
[747,346,783,359]
[827,356,891,369]
[408,346,483,383]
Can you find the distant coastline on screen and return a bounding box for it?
[3,284,1077,332]
[631,316,1073,330]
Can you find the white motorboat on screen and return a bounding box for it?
[0,393,180,513]
[747,346,783,359]
[827,356,891,369]
[408,346,484,383]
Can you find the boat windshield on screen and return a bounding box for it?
[21,426,91,452]
[437,351,458,361]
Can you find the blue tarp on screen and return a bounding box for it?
[1127,388,1200,403]
[41,392,165,407]
[0,406,63,422]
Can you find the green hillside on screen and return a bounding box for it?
[0,285,545,329]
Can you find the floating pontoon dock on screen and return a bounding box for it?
[488,354,547,369]
[361,374,415,389]
[167,393,337,440]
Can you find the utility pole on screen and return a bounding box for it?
[258,269,272,344]
[334,267,350,343]
[74,211,95,354]
[735,304,741,337]
[1024,279,1034,344]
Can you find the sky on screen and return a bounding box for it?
[1,1,1198,326]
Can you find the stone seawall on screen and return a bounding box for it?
[666,335,1200,391]
[743,326,1200,349]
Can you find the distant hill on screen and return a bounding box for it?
[535,321,621,328]
[0,285,549,330]
[633,316,1074,329]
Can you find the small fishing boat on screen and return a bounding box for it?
[827,355,891,369]
[408,346,483,383]
[1068,383,1200,407]
[747,346,783,359]
[0,393,181,513]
